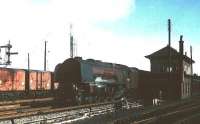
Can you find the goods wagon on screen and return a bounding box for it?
[28,70,53,98]
[29,71,51,90]
[0,68,26,100]
[0,67,53,101]
[0,68,25,91]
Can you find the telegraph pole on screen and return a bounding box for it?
[26,53,30,93]
[70,24,74,58]
[28,53,30,70]
[190,46,193,75]
[168,19,172,74]
[168,19,171,72]
[168,19,171,47]
[167,19,172,100]
[190,46,193,96]
[44,41,47,71]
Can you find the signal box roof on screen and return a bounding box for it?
[145,45,195,63]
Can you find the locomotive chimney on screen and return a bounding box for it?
[179,35,184,55]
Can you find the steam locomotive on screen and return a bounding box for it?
[0,57,138,106]
[54,57,138,106]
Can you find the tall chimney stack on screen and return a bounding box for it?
[179,35,184,55]
[168,19,171,47]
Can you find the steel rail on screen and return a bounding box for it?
[0,99,141,124]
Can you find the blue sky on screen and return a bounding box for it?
[0,0,199,74]
[97,0,200,42]
[93,0,200,74]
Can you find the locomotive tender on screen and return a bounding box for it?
[54,57,138,105]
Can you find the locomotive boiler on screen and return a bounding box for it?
[54,57,131,106]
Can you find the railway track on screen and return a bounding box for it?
[0,97,53,106]
[109,95,200,124]
[132,98,200,124]
[2,96,200,124]
[0,97,54,123]
[0,99,142,124]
